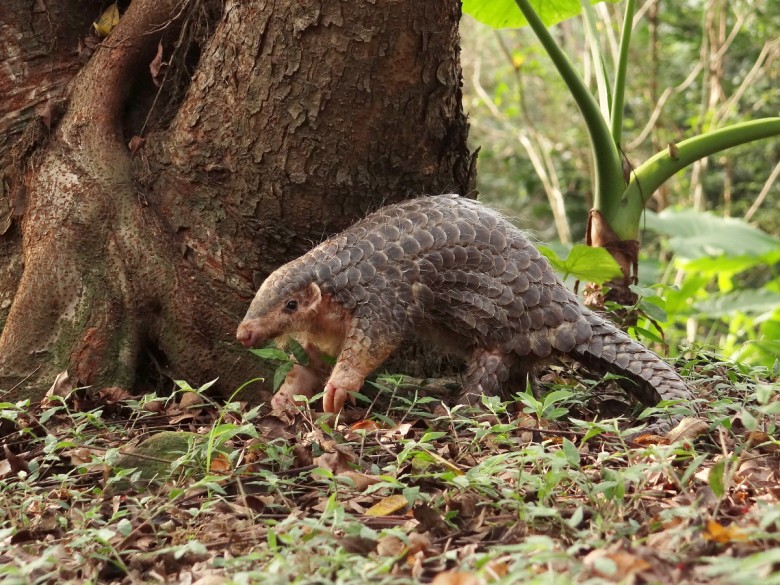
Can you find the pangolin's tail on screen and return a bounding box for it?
[571,310,695,434]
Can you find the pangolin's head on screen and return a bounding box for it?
[236,265,322,348]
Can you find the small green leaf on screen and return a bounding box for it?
[562,438,580,467]
[708,458,726,498]
[545,407,569,420]
[567,506,584,528]
[287,338,309,366]
[250,347,290,362]
[542,389,574,409]
[273,361,294,390]
[638,298,668,323]
[631,326,664,344]
[117,518,133,536]
[198,378,219,392]
[420,431,447,443]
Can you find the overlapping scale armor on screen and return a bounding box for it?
[240,195,693,433]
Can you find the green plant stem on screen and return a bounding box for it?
[611,0,635,146]
[580,0,610,121]
[618,118,780,240]
[513,0,625,216]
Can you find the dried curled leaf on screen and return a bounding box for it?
[44,370,74,402]
[128,135,145,155]
[150,41,164,85]
[666,417,709,444]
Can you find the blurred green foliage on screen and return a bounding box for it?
[461,0,779,234]
[461,0,780,365]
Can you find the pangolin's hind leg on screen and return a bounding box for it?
[457,349,521,406]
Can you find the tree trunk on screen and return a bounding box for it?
[0,0,473,402]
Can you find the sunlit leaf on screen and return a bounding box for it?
[562,438,580,467]
[462,0,619,30]
[365,494,408,516]
[703,519,747,543]
[93,3,119,38]
[638,298,668,323]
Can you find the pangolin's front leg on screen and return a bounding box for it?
[271,342,330,412]
[323,310,405,413]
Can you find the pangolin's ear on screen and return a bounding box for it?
[301,282,322,310]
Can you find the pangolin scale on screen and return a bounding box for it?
[237,195,693,433]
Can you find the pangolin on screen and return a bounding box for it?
[237,194,693,432]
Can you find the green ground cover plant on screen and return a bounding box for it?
[1,355,777,583]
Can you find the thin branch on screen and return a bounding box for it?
[744,161,780,222]
[713,40,780,127]
[627,63,704,150]
[471,33,572,243]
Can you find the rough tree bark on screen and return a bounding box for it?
[0,0,473,402]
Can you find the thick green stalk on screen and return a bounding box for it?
[610,0,635,145]
[514,0,625,217]
[616,118,780,240]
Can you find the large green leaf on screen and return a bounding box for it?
[643,209,780,260]
[463,0,620,30]
[693,289,780,318]
[679,252,780,277]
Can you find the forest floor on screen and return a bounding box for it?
[1,351,779,584]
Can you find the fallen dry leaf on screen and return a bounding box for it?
[45,370,74,401]
[337,535,376,555]
[179,392,206,410]
[209,452,231,474]
[315,450,353,475]
[376,534,405,557]
[144,399,165,413]
[631,433,667,446]
[340,470,381,491]
[365,494,408,516]
[350,419,381,432]
[3,445,30,475]
[413,504,449,536]
[430,571,482,585]
[666,417,709,443]
[703,519,748,544]
[406,532,432,556]
[99,386,132,404]
[583,545,651,581]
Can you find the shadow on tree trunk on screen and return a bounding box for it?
[0,0,473,402]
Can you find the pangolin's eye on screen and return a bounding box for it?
[284,299,298,312]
